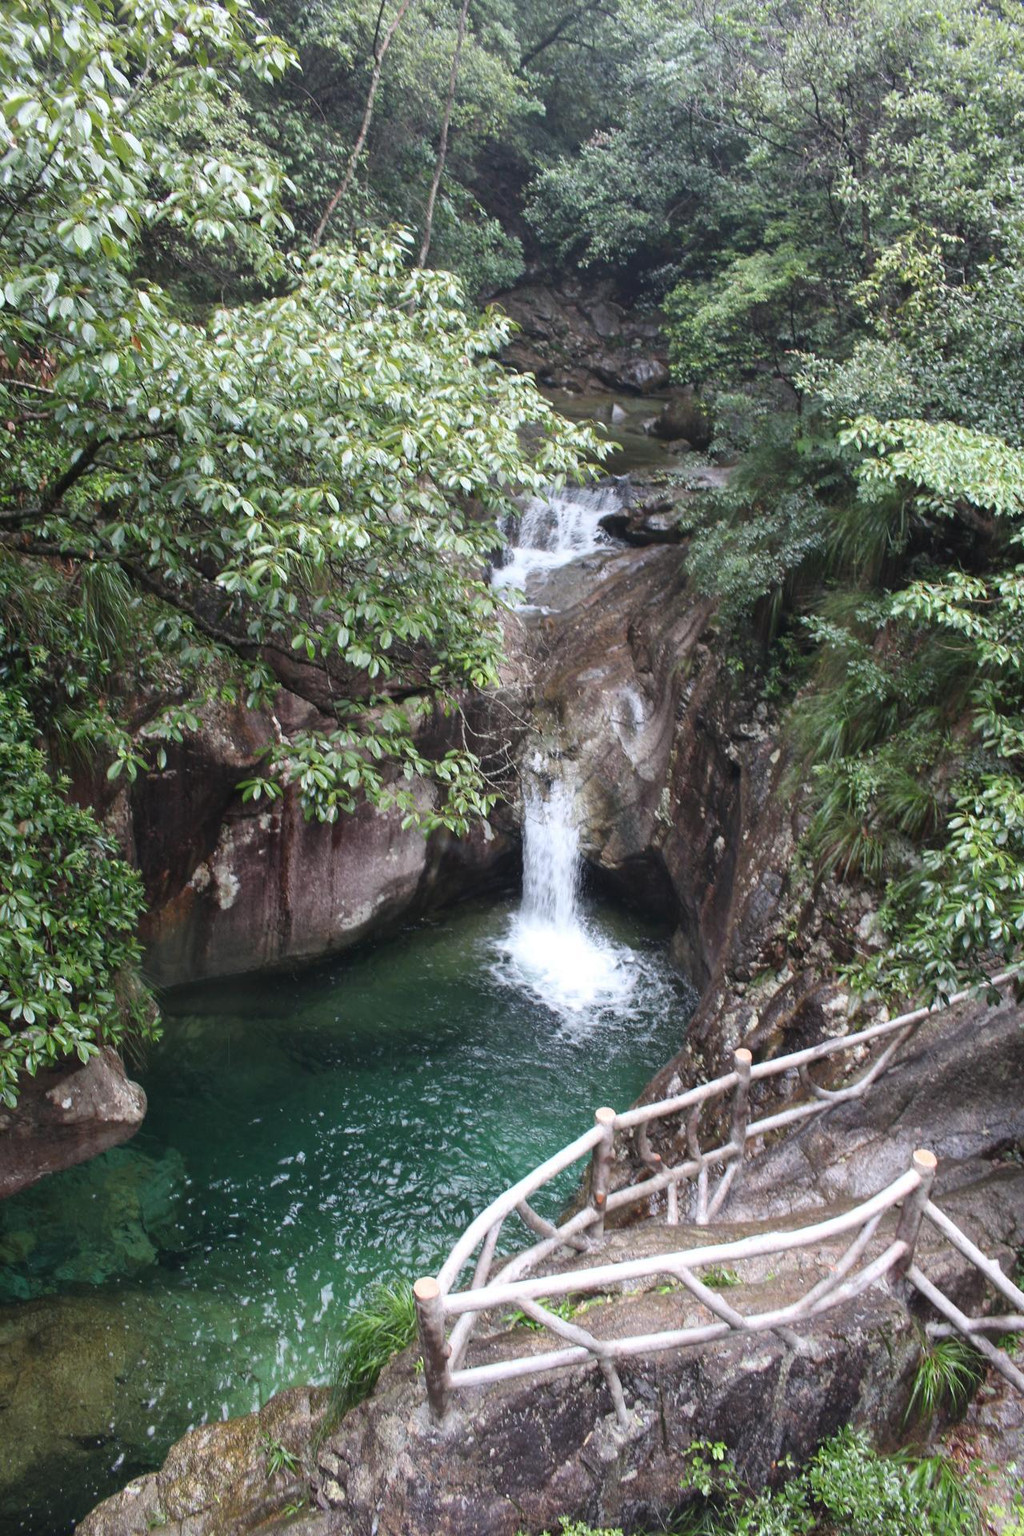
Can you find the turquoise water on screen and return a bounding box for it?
[0,896,693,1534]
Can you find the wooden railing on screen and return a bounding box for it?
[413,971,1023,1421]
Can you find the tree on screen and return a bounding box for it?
[0,0,602,1096]
[253,0,537,292]
[0,684,153,1109]
[560,0,1024,999]
[417,0,471,268]
[312,0,419,248]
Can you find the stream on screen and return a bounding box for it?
[0,465,696,1535]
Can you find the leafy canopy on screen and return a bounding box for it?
[0,0,602,1095]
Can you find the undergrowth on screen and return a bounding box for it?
[906,1337,986,1426]
[324,1278,417,1430]
[674,1429,980,1536]
[531,1428,981,1536]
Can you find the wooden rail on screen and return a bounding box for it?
[414,970,1023,1421]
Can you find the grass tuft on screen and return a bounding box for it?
[325,1278,418,1428]
[906,1336,985,1424]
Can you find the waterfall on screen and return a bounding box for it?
[491,479,658,1026]
[520,777,580,934]
[492,482,625,597]
[496,768,639,1026]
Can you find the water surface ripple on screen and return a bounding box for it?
[0,898,693,1535]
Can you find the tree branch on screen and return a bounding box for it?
[312,0,418,249]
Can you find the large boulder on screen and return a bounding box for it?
[124,693,516,988]
[647,388,713,449]
[594,355,671,395]
[0,1048,145,1199]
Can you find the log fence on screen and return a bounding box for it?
[414,971,1024,1421]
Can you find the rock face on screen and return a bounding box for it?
[509,539,788,1008]
[126,694,516,989]
[505,519,853,1103]
[0,1048,146,1199]
[309,1282,921,1536]
[495,277,670,396]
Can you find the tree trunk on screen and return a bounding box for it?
[417,0,471,269]
[312,0,417,249]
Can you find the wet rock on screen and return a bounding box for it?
[510,542,756,992]
[599,488,691,546]
[648,389,713,449]
[598,509,684,546]
[77,1385,329,1536]
[0,1048,146,1199]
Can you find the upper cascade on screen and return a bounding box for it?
[492,482,626,598]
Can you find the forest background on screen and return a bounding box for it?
[2,0,1024,1103]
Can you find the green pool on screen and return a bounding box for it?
[0,894,693,1534]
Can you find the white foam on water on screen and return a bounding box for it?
[492,484,624,596]
[495,778,642,1029]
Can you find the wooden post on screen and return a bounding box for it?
[590,1107,616,1237]
[894,1149,937,1277]
[414,1276,451,1420]
[688,1101,709,1225]
[730,1049,753,1149]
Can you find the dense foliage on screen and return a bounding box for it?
[673,1429,980,1536]
[0,685,152,1108]
[0,0,601,1097]
[538,1429,982,1536]
[523,0,1024,1001]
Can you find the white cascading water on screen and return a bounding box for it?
[493,480,646,1022]
[492,483,624,596]
[498,773,638,1022]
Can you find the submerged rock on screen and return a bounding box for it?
[0,1143,192,1300]
[0,1282,278,1533]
